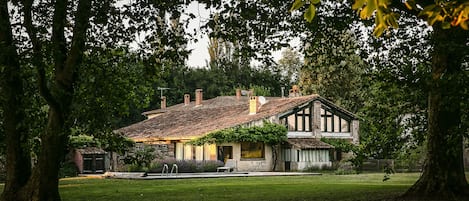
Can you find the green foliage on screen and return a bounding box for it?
[320,138,356,153]
[300,28,367,113]
[123,145,157,169]
[99,132,135,155]
[145,159,224,173]
[188,122,287,146]
[69,134,100,149]
[58,162,78,178]
[73,49,154,133]
[357,26,430,160]
[293,0,469,35]
[273,48,302,85]
[250,85,272,97]
[335,160,359,175]
[320,138,364,172]
[394,145,425,172]
[69,129,134,154]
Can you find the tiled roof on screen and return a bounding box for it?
[117,95,320,142]
[285,138,334,149]
[76,147,106,154]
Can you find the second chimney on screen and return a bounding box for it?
[249,96,259,115]
[195,89,203,106]
[161,96,167,109]
[184,94,190,106]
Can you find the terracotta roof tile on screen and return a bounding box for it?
[285,138,334,149]
[77,147,106,154]
[117,95,320,142]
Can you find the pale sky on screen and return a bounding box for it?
[185,1,297,67]
[186,1,211,67]
[122,1,298,67]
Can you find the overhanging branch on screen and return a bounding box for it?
[61,0,92,90]
[22,0,60,109]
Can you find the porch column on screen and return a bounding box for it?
[313,101,322,138]
[351,120,359,144]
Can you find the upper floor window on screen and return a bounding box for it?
[321,108,350,132]
[280,102,351,133]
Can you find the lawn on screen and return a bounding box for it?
[58,173,421,201]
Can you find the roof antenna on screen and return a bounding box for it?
[157,87,170,98]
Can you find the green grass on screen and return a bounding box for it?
[58,173,421,201]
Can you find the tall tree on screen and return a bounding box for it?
[300,28,367,112]
[294,0,469,200]
[0,1,31,200]
[275,48,302,85]
[0,0,192,200]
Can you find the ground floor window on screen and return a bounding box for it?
[282,149,331,162]
[241,142,265,159]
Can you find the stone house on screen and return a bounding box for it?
[117,88,359,171]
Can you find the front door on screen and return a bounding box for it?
[217,146,233,163]
[83,154,105,173]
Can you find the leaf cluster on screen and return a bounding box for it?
[69,129,134,154]
[291,0,469,37]
[300,28,367,113]
[320,138,356,153]
[188,122,287,146]
[123,145,156,168]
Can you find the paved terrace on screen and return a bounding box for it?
[99,172,321,180]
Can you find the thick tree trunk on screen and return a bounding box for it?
[20,107,68,201]
[401,27,469,201]
[18,0,92,200]
[0,1,32,201]
[0,75,32,201]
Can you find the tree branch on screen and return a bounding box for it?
[51,0,67,79]
[22,0,60,109]
[61,0,92,90]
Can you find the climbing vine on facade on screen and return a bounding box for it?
[188,122,287,146]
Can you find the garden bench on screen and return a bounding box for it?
[217,159,237,172]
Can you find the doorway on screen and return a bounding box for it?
[217,146,233,163]
[83,154,105,173]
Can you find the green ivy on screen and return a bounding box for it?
[188,122,287,146]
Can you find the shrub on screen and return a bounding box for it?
[334,160,357,175]
[303,163,335,172]
[59,162,78,178]
[123,145,157,170]
[147,159,223,173]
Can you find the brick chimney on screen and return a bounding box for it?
[195,89,203,106]
[184,94,190,106]
[249,96,259,115]
[236,89,241,100]
[161,96,166,109]
[289,85,301,97]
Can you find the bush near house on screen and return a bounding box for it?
[147,159,223,173]
[59,161,79,178]
[124,159,223,173]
